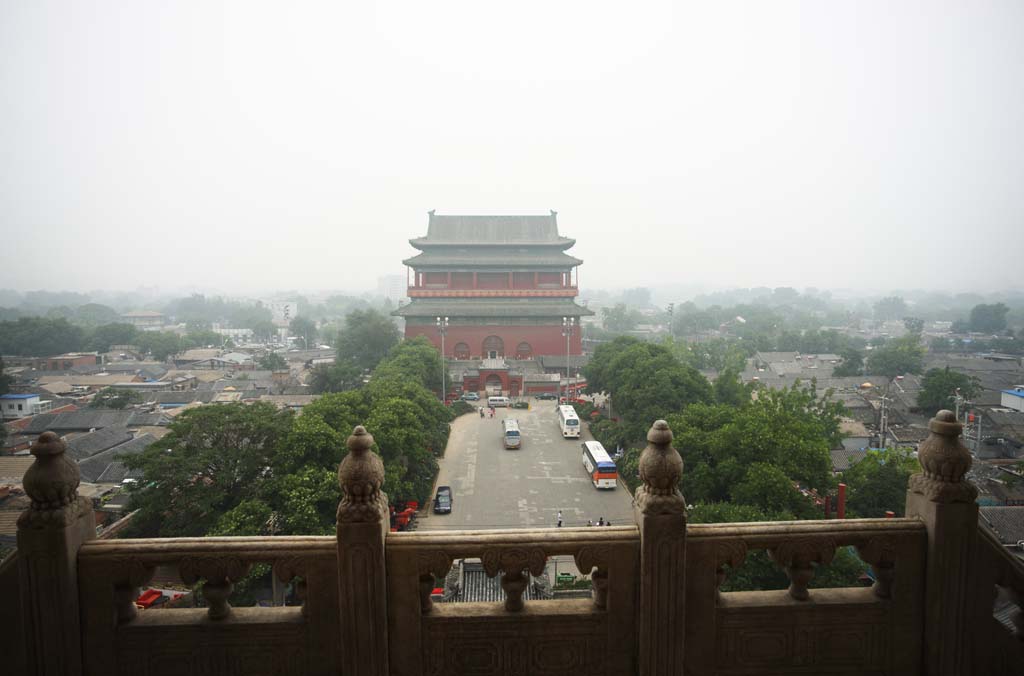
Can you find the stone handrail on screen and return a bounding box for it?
[689,517,926,599]
[684,518,928,675]
[969,524,1024,674]
[76,536,340,676]
[385,525,640,675]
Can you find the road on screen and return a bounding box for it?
[418,400,635,531]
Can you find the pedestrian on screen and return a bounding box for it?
[605,520,612,526]
[556,510,563,528]
[587,519,593,527]
[489,407,495,418]
[597,516,604,527]
[479,407,484,418]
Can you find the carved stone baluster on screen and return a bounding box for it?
[714,541,748,596]
[856,537,896,599]
[905,410,979,675]
[768,537,836,601]
[272,557,309,617]
[336,425,390,676]
[574,545,610,609]
[111,558,156,623]
[481,547,547,612]
[179,556,252,620]
[633,420,688,676]
[17,430,96,676]
[417,550,454,613]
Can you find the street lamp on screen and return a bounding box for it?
[562,316,575,402]
[435,316,449,402]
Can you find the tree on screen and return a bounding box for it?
[308,361,363,394]
[258,352,288,371]
[373,336,447,392]
[672,382,842,507]
[831,347,864,377]
[289,316,318,348]
[87,323,139,353]
[0,317,85,356]
[917,367,981,417]
[969,303,1009,333]
[73,303,120,326]
[136,331,183,361]
[584,337,712,440]
[123,403,297,537]
[712,368,751,407]
[601,303,640,333]
[902,317,924,334]
[334,309,400,372]
[89,388,142,409]
[866,334,925,380]
[842,447,919,518]
[873,296,907,321]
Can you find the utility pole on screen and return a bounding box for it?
[562,317,575,403]
[878,390,891,450]
[435,316,449,402]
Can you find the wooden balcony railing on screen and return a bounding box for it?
[11,414,1024,676]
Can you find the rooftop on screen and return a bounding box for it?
[410,212,575,249]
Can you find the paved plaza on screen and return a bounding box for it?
[418,401,635,531]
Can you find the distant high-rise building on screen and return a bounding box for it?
[264,300,298,326]
[377,274,408,303]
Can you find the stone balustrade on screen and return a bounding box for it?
[76,536,340,675]
[11,415,1024,676]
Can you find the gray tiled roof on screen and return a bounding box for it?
[22,410,168,434]
[980,506,1024,545]
[394,298,594,319]
[413,214,573,247]
[66,426,134,460]
[79,434,155,483]
[146,391,217,405]
[830,446,869,472]
[443,561,552,603]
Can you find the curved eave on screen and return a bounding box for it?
[408,237,576,251]
[392,299,595,319]
[401,255,583,268]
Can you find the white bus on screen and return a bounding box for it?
[501,418,521,449]
[581,441,617,489]
[557,405,580,438]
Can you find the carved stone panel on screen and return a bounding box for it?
[423,609,606,676]
[115,614,312,676]
[716,602,890,675]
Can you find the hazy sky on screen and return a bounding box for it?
[2,1,1022,295]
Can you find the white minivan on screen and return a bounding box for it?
[487,396,511,407]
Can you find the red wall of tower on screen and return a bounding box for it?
[405,324,582,357]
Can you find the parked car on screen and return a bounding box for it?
[534,392,558,400]
[433,486,452,514]
[461,392,480,401]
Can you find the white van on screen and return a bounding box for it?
[487,396,511,407]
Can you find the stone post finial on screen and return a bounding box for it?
[909,410,978,503]
[337,425,388,523]
[19,430,88,528]
[634,419,687,515]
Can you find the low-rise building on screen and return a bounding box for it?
[0,393,51,420]
[120,310,165,330]
[1001,386,1024,412]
